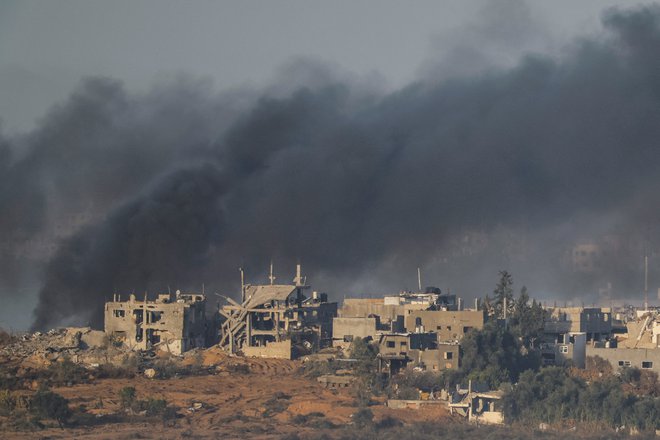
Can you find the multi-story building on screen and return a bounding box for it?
[104,291,207,355]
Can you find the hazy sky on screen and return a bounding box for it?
[0,0,643,133]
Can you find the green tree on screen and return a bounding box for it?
[460,320,539,388]
[30,389,71,428]
[493,271,514,319]
[509,287,547,349]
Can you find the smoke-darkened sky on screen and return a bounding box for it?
[0,0,658,330]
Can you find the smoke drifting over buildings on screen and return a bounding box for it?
[2,5,660,329]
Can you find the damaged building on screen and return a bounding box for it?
[377,332,460,374]
[104,291,207,355]
[218,265,337,359]
[332,289,480,372]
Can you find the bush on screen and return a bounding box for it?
[351,407,373,429]
[119,386,137,410]
[263,392,291,417]
[226,363,250,375]
[94,363,136,379]
[42,357,88,386]
[141,398,167,417]
[0,389,16,415]
[302,360,340,378]
[152,358,180,379]
[30,389,71,428]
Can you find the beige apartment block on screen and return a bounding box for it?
[104,291,207,355]
[404,310,485,341]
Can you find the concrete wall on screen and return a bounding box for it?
[587,346,660,373]
[332,317,379,348]
[339,299,402,322]
[243,340,293,359]
[405,310,485,341]
[412,344,459,370]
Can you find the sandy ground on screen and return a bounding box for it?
[2,349,452,439]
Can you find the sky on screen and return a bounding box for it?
[0,0,657,331]
[0,0,643,133]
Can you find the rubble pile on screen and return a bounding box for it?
[0,327,127,367]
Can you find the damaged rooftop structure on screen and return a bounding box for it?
[218,264,337,359]
[104,290,207,355]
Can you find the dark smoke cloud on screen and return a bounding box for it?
[3,4,660,329]
[32,165,226,328]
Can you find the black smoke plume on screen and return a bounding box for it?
[2,5,660,329]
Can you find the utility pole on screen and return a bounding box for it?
[417,268,422,292]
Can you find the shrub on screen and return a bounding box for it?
[226,363,250,375]
[30,389,71,428]
[263,393,291,417]
[119,386,137,410]
[95,363,136,379]
[43,357,88,386]
[0,389,16,415]
[351,407,373,429]
[152,358,180,379]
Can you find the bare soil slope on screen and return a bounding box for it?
[3,348,451,439]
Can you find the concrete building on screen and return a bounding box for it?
[543,307,612,342]
[338,289,458,329]
[218,265,337,359]
[376,332,460,373]
[404,310,485,342]
[540,332,586,368]
[587,346,660,374]
[449,389,504,425]
[104,291,207,355]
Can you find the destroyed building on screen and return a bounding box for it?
[376,332,460,373]
[405,310,485,342]
[543,306,612,342]
[104,291,207,355]
[218,265,337,359]
[586,308,660,373]
[332,289,479,372]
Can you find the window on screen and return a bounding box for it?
[415,317,422,326]
[444,352,453,360]
[642,361,653,369]
[387,341,395,348]
[113,310,125,318]
[618,360,631,367]
[400,341,407,346]
[447,326,452,331]
[343,335,353,342]
[436,326,442,330]
[463,326,472,334]
[559,346,568,353]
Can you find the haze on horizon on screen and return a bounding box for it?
[0,0,657,331]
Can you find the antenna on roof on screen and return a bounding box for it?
[269,261,276,285]
[294,263,303,286]
[239,267,245,303]
[202,283,205,295]
[417,268,422,292]
[644,253,649,311]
